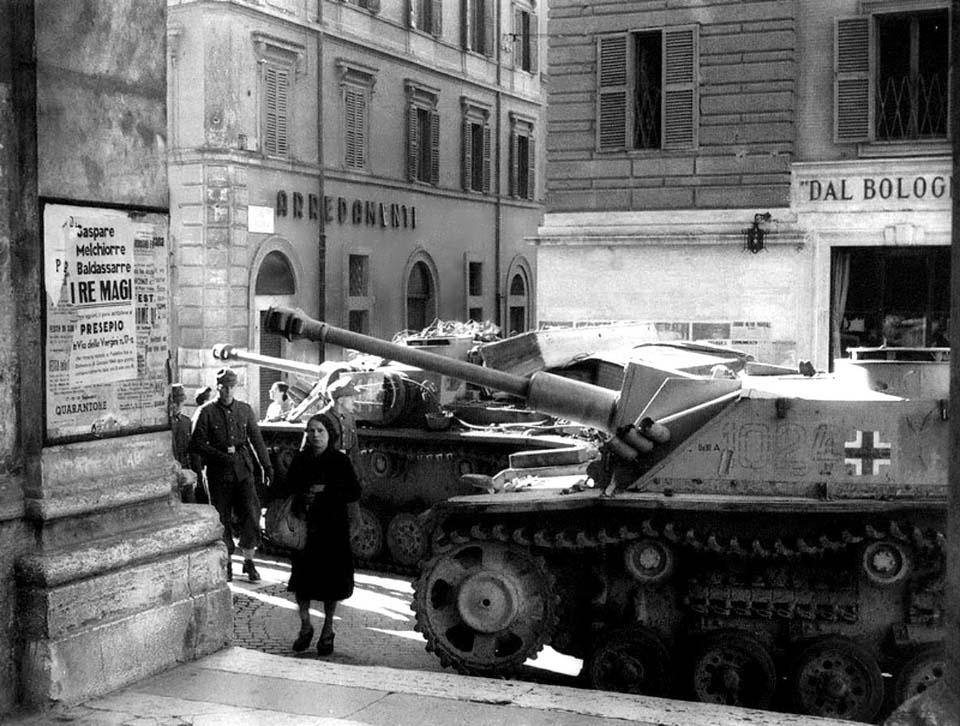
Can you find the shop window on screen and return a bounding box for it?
[832,246,950,359]
[505,260,532,335]
[465,0,495,57]
[465,258,483,321]
[510,113,536,200]
[835,8,948,143]
[462,98,491,193]
[596,26,698,152]
[406,81,440,185]
[346,252,373,333]
[513,7,538,73]
[412,0,442,35]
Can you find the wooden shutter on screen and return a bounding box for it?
[265,66,290,156]
[482,124,491,193]
[432,0,443,35]
[662,26,697,150]
[529,13,538,73]
[483,0,495,57]
[596,34,628,151]
[514,9,523,68]
[462,119,473,189]
[430,110,441,184]
[526,134,536,200]
[408,0,416,28]
[407,105,419,181]
[462,0,470,49]
[343,86,367,169]
[834,16,871,143]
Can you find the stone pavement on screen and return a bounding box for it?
[1,554,863,726]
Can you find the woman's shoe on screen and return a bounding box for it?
[316,631,335,656]
[292,624,314,652]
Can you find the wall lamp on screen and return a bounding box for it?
[743,212,772,254]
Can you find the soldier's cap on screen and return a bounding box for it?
[327,377,359,400]
[216,367,239,386]
[170,383,186,403]
[195,385,213,405]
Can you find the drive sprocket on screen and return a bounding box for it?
[412,539,558,674]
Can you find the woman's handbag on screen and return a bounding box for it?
[265,495,308,551]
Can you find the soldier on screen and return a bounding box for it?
[323,377,361,473]
[189,367,273,582]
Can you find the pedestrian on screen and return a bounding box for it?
[263,380,293,422]
[284,411,361,656]
[189,367,273,582]
[169,383,196,503]
[191,384,215,505]
[323,377,361,473]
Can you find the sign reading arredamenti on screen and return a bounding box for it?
[44,204,169,440]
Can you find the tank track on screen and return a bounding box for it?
[424,513,945,681]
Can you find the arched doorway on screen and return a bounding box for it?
[405,259,437,332]
[255,249,296,417]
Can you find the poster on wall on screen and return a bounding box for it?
[43,203,170,441]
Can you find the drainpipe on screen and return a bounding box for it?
[494,4,503,329]
[316,6,326,361]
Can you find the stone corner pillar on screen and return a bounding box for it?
[14,431,232,708]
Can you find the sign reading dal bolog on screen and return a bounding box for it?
[43,203,170,440]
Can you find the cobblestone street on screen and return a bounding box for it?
[230,553,584,687]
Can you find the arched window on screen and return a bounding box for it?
[406,260,436,332]
[507,270,529,335]
[255,250,296,295]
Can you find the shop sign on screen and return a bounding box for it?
[323,195,418,229]
[795,165,951,211]
[43,203,169,441]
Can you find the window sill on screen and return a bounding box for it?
[858,140,950,158]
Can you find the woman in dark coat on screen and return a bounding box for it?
[285,411,361,655]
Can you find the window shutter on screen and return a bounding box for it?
[514,9,523,68]
[526,135,535,200]
[408,0,415,27]
[529,13,538,73]
[462,119,473,190]
[432,0,442,35]
[510,132,519,196]
[462,0,470,49]
[483,0,495,57]
[482,124,491,193]
[662,26,697,150]
[834,16,871,143]
[345,87,366,169]
[430,110,441,184]
[407,105,419,181]
[596,34,628,151]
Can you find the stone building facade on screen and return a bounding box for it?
[168,0,545,417]
[536,0,950,371]
[0,0,229,715]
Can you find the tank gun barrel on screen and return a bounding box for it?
[212,343,326,379]
[264,306,621,433]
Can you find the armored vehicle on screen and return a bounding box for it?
[212,343,598,572]
[264,307,947,723]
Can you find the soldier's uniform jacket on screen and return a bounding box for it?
[190,399,271,482]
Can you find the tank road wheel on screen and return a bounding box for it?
[891,645,945,707]
[583,626,672,697]
[350,506,384,561]
[386,512,427,567]
[413,540,557,675]
[790,636,884,722]
[860,539,912,586]
[623,539,675,585]
[690,631,777,709]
